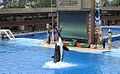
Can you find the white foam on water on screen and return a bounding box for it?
[42,61,77,69]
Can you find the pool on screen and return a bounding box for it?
[0,31,120,74]
[15,32,54,40]
[0,42,120,74]
[103,26,120,41]
[103,26,120,37]
[14,26,120,42]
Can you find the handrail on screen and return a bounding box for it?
[0,29,15,40]
[8,30,15,38]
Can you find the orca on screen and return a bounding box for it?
[53,37,69,63]
[54,44,61,63]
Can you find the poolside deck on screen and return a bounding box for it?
[38,42,109,53]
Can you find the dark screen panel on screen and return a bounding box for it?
[60,11,87,40]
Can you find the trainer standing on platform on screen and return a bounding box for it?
[108,29,112,49]
[46,23,51,44]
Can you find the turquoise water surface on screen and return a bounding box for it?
[0,31,120,74]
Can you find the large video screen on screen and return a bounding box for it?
[59,11,87,40]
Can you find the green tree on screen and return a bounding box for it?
[102,0,120,6]
[37,0,51,7]
[34,0,56,8]
[3,0,56,8]
[112,0,120,6]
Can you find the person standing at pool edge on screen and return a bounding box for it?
[0,32,5,40]
[99,26,103,49]
[102,39,105,49]
[46,23,51,44]
[108,29,112,49]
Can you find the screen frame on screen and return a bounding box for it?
[59,11,88,43]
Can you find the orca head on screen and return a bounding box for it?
[57,37,69,51]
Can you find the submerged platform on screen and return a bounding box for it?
[38,42,110,53]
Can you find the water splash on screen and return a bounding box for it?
[42,61,77,69]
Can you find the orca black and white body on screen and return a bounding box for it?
[53,37,69,63]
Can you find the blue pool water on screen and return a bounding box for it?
[0,30,120,74]
[15,32,54,40]
[14,27,120,42]
[103,26,120,36]
[102,26,120,42]
[0,42,120,74]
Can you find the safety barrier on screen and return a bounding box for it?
[0,29,15,40]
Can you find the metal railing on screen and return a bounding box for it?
[0,29,15,40]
